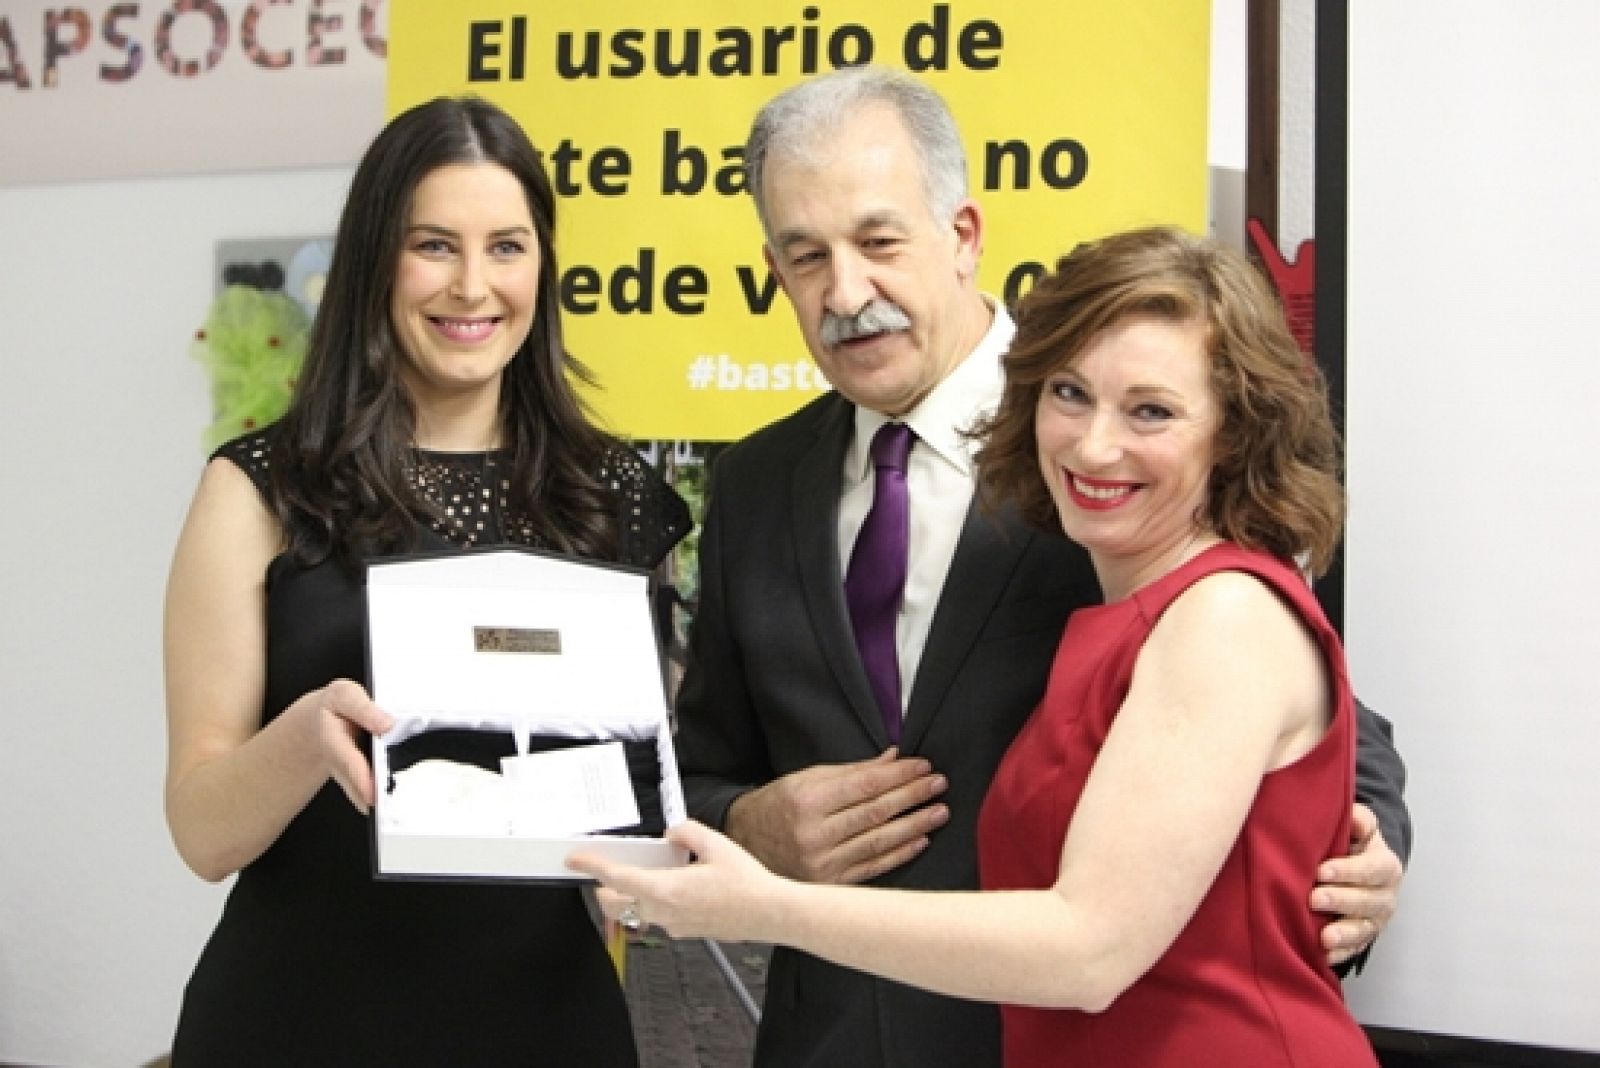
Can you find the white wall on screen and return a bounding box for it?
[0,166,354,1066]
[1277,0,1315,250]
[1339,1,1600,1053]
[1207,0,1248,249]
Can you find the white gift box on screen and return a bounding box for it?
[366,546,688,882]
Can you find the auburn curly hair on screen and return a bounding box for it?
[976,226,1345,575]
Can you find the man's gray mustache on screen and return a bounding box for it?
[820,301,912,347]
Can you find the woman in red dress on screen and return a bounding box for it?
[573,226,1379,1068]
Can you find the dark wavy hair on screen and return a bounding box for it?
[269,96,616,566]
[977,226,1345,575]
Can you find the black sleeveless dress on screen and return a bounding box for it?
[170,428,691,1067]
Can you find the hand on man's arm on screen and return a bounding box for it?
[1316,696,1411,972]
[1313,803,1403,968]
[725,750,950,884]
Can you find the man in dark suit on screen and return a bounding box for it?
[674,65,1409,1068]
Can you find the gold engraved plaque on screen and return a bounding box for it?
[474,626,562,654]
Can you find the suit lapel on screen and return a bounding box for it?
[792,398,891,746]
[900,501,1035,750]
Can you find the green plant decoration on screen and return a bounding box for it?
[191,284,309,450]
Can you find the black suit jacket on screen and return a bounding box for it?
[675,390,1411,1068]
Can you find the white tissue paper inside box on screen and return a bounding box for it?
[366,547,689,882]
[383,742,642,837]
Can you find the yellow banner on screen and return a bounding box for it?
[390,3,1209,441]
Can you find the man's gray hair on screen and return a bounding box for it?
[744,65,969,235]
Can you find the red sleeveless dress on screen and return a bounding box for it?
[977,543,1377,1067]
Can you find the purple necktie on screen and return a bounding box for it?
[845,421,914,743]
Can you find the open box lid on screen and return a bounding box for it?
[366,545,688,882]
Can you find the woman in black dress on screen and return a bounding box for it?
[163,96,689,1065]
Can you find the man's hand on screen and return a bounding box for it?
[1312,802,1403,966]
[725,749,949,884]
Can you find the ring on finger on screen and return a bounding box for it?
[618,901,645,934]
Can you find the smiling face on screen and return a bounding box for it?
[759,102,988,417]
[390,162,539,428]
[1035,314,1221,598]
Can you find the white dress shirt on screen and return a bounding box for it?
[838,299,1015,719]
